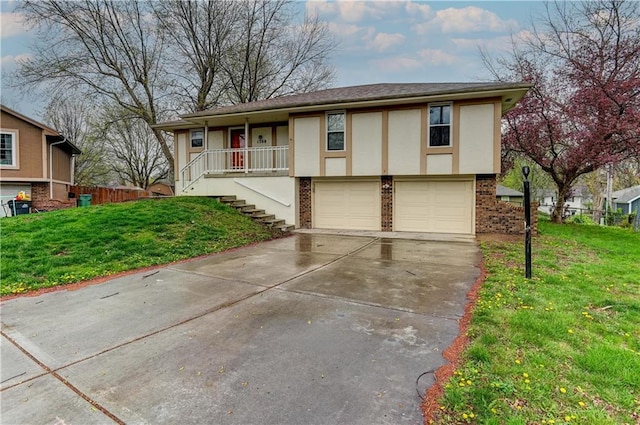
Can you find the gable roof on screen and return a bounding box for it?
[612,185,640,204]
[155,81,531,130]
[497,185,524,197]
[1,104,59,135]
[1,104,82,155]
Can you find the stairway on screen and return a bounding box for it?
[215,195,295,233]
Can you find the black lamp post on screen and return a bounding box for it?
[522,166,532,278]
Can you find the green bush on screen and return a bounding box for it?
[567,214,596,225]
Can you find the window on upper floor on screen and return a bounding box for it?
[190,129,204,148]
[428,104,451,147]
[0,131,17,167]
[326,111,345,151]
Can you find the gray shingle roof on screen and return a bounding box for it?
[612,185,640,203]
[181,82,531,118]
[497,185,524,197]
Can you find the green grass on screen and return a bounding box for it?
[434,220,640,425]
[0,197,274,296]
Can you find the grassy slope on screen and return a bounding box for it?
[0,197,273,296]
[434,221,639,424]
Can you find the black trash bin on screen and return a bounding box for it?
[8,200,31,216]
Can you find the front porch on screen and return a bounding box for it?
[181,145,289,192]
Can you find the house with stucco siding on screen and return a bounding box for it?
[155,82,533,235]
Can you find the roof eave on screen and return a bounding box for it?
[179,85,532,126]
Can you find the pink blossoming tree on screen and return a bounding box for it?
[485,0,640,222]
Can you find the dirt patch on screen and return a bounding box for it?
[476,233,522,244]
[421,258,487,424]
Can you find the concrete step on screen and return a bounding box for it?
[218,196,237,203]
[230,200,247,207]
[242,208,265,216]
[279,224,295,232]
[253,213,275,222]
[262,218,285,227]
[239,204,256,212]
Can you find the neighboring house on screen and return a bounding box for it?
[612,185,640,214]
[148,182,175,197]
[538,186,592,216]
[496,185,524,206]
[1,104,81,217]
[155,82,532,234]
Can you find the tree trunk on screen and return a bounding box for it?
[552,184,572,223]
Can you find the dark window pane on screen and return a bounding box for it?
[430,105,451,125]
[430,127,450,146]
[327,132,344,150]
[327,113,344,132]
[429,107,441,125]
[441,105,450,124]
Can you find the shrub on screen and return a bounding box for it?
[567,214,596,225]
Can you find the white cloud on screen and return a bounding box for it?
[1,12,29,39]
[417,49,458,66]
[372,56,423,73]
[1,53,32,68]
[307,0,403,23]
[405,1,433,19]
[435,7,518,33]
[369,32,405,52]
[413,6,518,35]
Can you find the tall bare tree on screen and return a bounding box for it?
[222,0,336,104]
[153,0,336,110]
[103,111,170,189]
[152,0,238,112]
[43,96,112,186]
[17,0,174,169]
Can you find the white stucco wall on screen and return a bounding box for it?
[388,109,421,175]
[177,132,187,178]
[325,158,346,176]
[293,117,320,176]
[250,126,271,147]
[208,130,224,150]
[186,175,296,225]
[352,112,382,176]
[458,104,495,174]
[426,154,453,175]
[276,126,288,146]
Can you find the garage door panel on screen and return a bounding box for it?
[314,181,380,231]
[395,180,473,234]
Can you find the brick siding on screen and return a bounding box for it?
[30,182,75,212]
[298,177,312,229]
[475,175,538,235]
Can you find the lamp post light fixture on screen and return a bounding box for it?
[522,166,532,278]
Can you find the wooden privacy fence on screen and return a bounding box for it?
[69,185,153,205]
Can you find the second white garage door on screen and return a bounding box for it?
[314,180,380,230]
[394,180,474,234]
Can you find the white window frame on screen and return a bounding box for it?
[326,111,346,152]
[0,130,18,168]
[190,129,204,148]
[427,103,452,147]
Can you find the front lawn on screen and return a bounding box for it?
[0,197,274,296]
[431,221,639,424]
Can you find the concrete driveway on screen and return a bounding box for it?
[1,233,481,425]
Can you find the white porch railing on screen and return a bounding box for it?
[181,146,289,191]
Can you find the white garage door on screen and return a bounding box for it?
[395,180,474,234]
[314,180,380,230]
[1,183,31,218]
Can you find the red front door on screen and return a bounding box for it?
[230,129,245,169]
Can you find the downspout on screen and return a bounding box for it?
[49,139,67,199]
[244,118,249,174]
